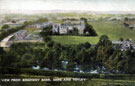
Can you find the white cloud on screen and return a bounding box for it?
[0,0,135,11]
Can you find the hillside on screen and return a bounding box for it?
[52,21,135,44]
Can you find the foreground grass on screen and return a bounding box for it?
[52,21,135,44]
[1,74,135,86]
[2,67,135,86]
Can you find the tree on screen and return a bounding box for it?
[0,47,5,67]
[97,35,112,46]
[67,61,76,71]
[40,26,53,36]
[83,42,91,49]
[84,23,97,36]
[125,51,135,74]
[80,17,87,23]
[40,26,52,42]
[0,51,17,67]
[53,43,62,50]
[11,20,16,23]
[47,41,54,47]
[119,38,124,41]
[0,47,4,54]
[96,35,115,72]
[1,24,10,30]
[124,17,129,21]
[73,28,79,35]
[75,48,91,71]
[40,49,60,69]
[43,36,51,43]
[21,53,34,68]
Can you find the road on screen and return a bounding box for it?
[0,34,14,47]
[14,40,43,43]
[0,34,43,48]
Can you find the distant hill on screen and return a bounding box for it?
[1,9,135,14]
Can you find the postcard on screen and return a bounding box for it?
[0,0,135,86]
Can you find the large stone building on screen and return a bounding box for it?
[52,20,85,34]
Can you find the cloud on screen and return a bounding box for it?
[0,0,134,11]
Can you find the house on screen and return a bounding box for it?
[107,17,122,21]
[41,21,53,28]
[13,30,28,41]
[112,40,135,51]
[129,24,135,29]
[112,40,123,45]
[26,21,53,29]
[13,30,42,41]
[24,34,41,40]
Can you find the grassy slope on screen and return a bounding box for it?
[52,21,135,44]
[2,74,135,86]
[90,21,135,41]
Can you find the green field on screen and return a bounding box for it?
[52,36,99,44]
[90,21,135,41]
[0,25,2,30]
[52,21,135,44]
[2,78,135,86]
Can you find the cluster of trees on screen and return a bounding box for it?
[1,25,135,74]
[84,22,97,36]
[81,17,97,36]
[40,26,52,42]
[124,17,135,21]
[1,24,10,31]
[0,23,29,41]
[0,41,95,71]
[1,34,135,74]
[95,35,135,74]
[0,23,135,74]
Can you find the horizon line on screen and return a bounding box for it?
[0,9,135,14]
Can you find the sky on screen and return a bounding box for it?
[0,0,135,11]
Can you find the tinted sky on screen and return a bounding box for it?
[0,0,134,11]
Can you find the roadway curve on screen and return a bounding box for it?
[0,35,43,48]
[0,34,14,47]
